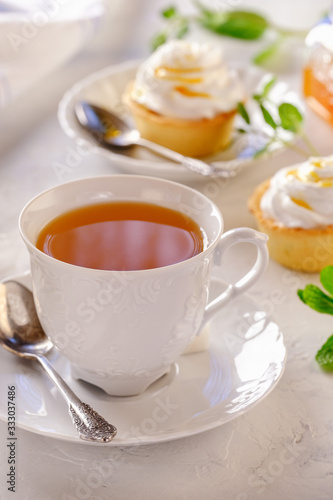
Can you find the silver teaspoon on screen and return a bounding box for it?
[75,101,221,177]
[0,280,117,443]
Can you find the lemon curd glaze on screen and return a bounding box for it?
[260,156,333,229]
[129,40,244,120]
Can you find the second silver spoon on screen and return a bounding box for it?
[75,101,220,177]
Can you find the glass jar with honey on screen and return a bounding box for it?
[303,9,333,124]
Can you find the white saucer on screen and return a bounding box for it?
[0,273,286,446]
[58,59,299,182]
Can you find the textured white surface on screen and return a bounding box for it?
[1,0,333,499]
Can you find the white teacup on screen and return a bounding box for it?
[19,175,268,396]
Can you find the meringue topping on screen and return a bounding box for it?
[261,156,333,229]
[129,40,244,120]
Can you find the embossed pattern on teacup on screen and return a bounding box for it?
[29,248,210,383]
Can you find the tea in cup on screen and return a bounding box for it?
[19,175,268,396]
[35,200,205,271]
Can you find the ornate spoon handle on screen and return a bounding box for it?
[69,402,117,443]
[37,354,117,443]
[137,137,215,176]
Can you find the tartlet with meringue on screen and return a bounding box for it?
[123,40,244,158]
[248,156,333,272]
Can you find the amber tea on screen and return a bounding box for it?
[36,201,204,271]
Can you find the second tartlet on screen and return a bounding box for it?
[123,40,244,158]
[248,156,333,273]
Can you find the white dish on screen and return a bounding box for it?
[58,60,299,182]
[0,273,286,446]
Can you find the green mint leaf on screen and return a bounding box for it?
[252,93,263,102]
[297,284,333,315]
[297,289,306,304]
[320,266,333,296]
[198,11,227,33]
[261,76,278,98]
[253,144,270,158]
[176,19,189,39]
[162,6,177,18]
[278,102,303,132]
[151,32,168,51]
[237,102,251,124]
[253,39,282,66]
[199,9,269,40]
[260,104,277,129]
[195,2,226,29]
[316,335,333,370]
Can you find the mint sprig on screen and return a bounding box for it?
[298,266,333,315]
[237,76,319,159]
[298,266,333,370]
[151,3,310,65]
[297,285,333,315]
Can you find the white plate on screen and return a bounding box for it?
[0,273,286,446]
[58,60,299,182]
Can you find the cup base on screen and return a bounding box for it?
[70,365,171,397]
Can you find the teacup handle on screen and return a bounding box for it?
[203,228,269,324]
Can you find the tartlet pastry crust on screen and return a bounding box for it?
[124,85,237,158]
